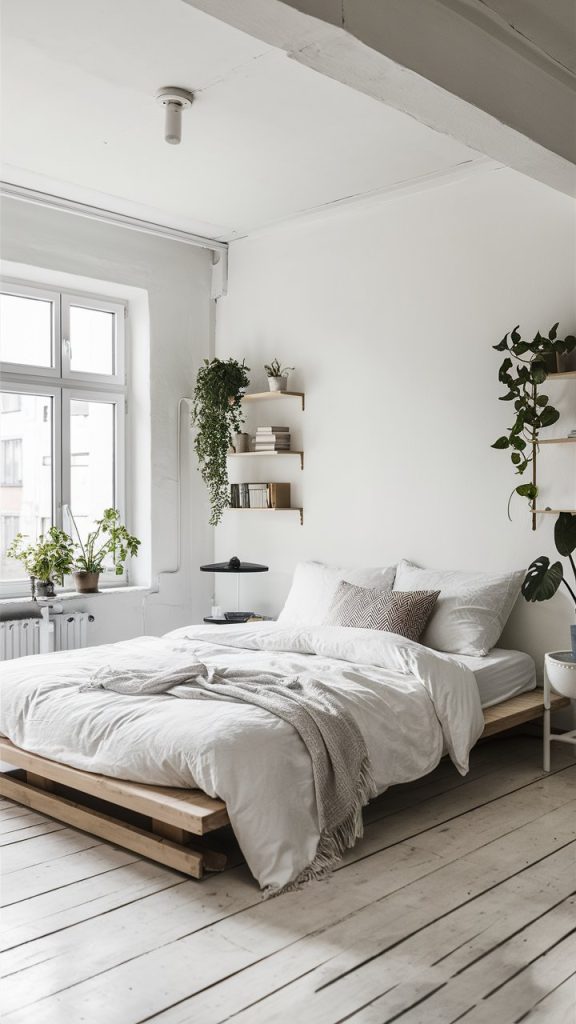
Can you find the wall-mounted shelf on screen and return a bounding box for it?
[546,371,576,381]
[534,508,576,515]
[229,451,304,469]
[530,438,576,445]
[229,507,304,525]
[242,391,305,411]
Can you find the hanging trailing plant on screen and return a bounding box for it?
[491,323,576,517]
[192,357,250,526]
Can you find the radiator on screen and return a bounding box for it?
[0,610,92,660]
[52,613,90,652]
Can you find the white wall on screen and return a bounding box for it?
[215,167,576,672]
[1,197,215,642]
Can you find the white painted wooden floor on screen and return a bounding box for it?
[1,735,575,1024]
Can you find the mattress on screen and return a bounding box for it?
[454,648,537,708]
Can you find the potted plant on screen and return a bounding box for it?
[192,357,250,526]
[6,527,75,598]
[69,507,140,593]
[523,512,576,677]
[491,323,576,516]
[264,359,294,393]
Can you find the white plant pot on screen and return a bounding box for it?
[268,376,288,392]
[545,652,576,700]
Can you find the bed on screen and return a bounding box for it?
[0,620,567,893]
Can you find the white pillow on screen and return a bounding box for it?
[393,559,524,657]
[278,561,396,627]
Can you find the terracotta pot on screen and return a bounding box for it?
[268,376,288,392]
[73,571,101,594]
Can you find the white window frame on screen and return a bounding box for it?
[0,281,61,378]
[61,292,125,385]
[0,279,128,597]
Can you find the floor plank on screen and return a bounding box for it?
[1,737,574,1024]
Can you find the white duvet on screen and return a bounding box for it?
[0,622,484,891]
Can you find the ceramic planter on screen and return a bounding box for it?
[35,579,56,599]
[73,571,101,594]
[268,376,288,392]
[545,651,576,700]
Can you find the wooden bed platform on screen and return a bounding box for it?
[0,690,569,879]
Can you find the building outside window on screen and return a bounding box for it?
[0,280,126,589]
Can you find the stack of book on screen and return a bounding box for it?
[230,482,291,509]
[254,426,291,452]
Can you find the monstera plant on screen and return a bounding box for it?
[492,323,576,516]
[523,513,576,653]
[192,357,250,526]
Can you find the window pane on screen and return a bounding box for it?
[0,392,53,581]
[70,400,115,548]
[0,293,53,367]
[69,306,115,375]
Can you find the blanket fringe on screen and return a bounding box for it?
[262,757,376,899]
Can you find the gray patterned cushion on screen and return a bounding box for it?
[326,582,440,642]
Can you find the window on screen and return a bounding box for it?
[0,439,22,486]
[0,393,21,413]
[0,281,126,591]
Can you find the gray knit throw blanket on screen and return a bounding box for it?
[81,661,376,895]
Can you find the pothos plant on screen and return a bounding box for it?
[492,323,576,517]
[192,357,250,526]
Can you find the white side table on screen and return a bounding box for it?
[544,651,576,771]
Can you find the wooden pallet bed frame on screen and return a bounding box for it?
[0,690,569,879]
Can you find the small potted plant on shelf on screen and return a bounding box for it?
[5,528,75,599]
[192,357,250,526]
[69,507,140,593]
[264,359,294,393]
[522,512,576,694]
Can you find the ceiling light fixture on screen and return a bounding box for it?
[155,87,194,145]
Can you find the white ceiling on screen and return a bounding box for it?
[0,0,484,241]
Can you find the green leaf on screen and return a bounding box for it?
[536,395,549,407]
[512,342,529,355]
[511,452,521,465]
[530,360,547,385]
[522,557,563,602]
[548,323,559,341]
[510,436,526,451]
[555,513,576,557]
[538,406,560,428]
[564,335,576,352]
[498,357,513,383]
[493,334,509,352]
[499,392,517,401]
[510,326,521,343]
[492,436,510,450]
[516,483,538,500]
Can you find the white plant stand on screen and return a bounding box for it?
[543,651,576,771]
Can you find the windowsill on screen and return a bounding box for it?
[0,585,150,606]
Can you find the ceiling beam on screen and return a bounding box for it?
[182,0,576,197]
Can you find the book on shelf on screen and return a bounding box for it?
[229,482,291,509]
[256,426,289,433]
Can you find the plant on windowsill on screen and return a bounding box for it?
[491,323,576,517]
[264,358,295,393]
[69,507,141,594]
[5,528,75,599]
[522,512,576,662]
[192,357,250,526]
